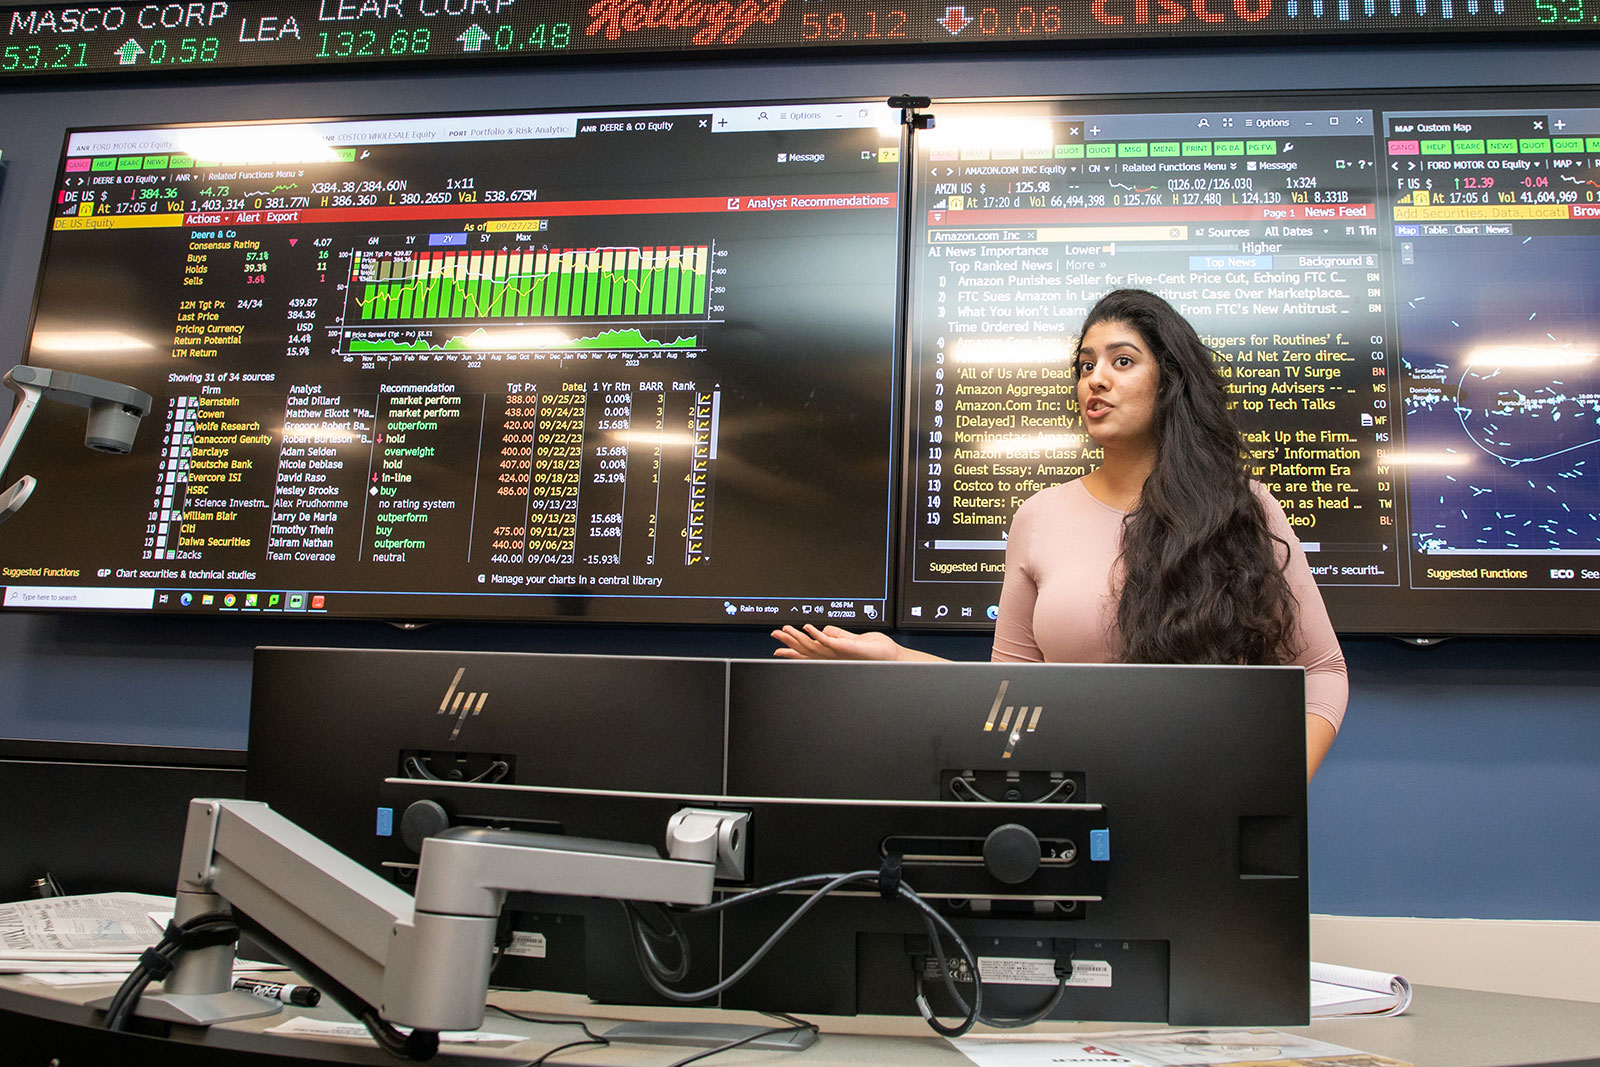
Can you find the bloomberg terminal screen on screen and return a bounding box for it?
[2,102,903,625]
[902,93,1600,635]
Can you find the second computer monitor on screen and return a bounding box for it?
[725,660,1309,1026]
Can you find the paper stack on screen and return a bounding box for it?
[0,892,172,982]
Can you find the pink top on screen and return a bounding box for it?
[991,478,1347,732]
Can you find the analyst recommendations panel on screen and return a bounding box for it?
[2,103,903,625]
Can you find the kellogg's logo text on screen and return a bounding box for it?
[586,0,787,45]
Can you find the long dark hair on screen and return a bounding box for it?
[1077,289,1297,665]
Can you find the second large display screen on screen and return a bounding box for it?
[902,93,1600,635]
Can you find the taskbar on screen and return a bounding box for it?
[0,584,888,625]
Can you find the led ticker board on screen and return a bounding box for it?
[0,0,1584,81]
[901,93,1600,636]
[2,102,905,625]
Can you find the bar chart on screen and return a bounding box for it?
[351,244,712,324]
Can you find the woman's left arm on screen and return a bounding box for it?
[1285,557,1348,780]
[1257,487,1348,780]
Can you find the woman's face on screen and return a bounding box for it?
[1076,319,1162,450]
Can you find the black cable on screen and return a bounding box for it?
[623,870,984,1037]
[628,870,878,1003]
[910,908,1071,1030]
[522,1036,612,1065]
[661,1014,820,1067]
[485,1003,611,1043]
[103,913,241,1032]
[484,1004,613,1066]
[950,776,1075,804]
[231,910,439,1061]
[909,912,977,1038]
[622,900,691,983]
[897,890,982,1036]
[975,976,1070,1029]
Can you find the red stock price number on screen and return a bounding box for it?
[800,8,909,39]
[796,6,1088,42]
[798,0,1276,43]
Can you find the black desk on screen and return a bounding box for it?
[4,977,1600,1067]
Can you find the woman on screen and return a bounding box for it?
[773,289,1346,779]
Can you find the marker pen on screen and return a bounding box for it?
[233,977,322,1006]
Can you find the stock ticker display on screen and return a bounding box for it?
[902,95,1600,634]
[0,0,1574,81]
[2,103,903,624]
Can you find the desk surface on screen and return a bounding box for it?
[4,976,1599,1067]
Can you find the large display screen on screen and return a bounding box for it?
[0,0,1566,82]
[2,102,904,625]
[901,92,1600,635]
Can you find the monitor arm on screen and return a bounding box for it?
[118,798,738,1032]
[0,365,154,522]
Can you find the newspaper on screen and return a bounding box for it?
[952,1028,1413,1067]
[0,893,168,969]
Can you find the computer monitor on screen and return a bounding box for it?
[246,646,730,1002]
[250,651,1307,1026]
[724,660,1309,1026]
[5,100,902,627]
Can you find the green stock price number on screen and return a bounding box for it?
[3,41,90,70]
[1534,0,1598,20]
[141,37,221,64]
[492,23,572,51]
[316,27,433,58]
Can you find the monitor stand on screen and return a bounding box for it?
[604,1020,817,1052]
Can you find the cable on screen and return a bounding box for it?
[522,1036,612,1066]
[976,976,1069,1029]
[622,900,691,983]
[661,1014,819,1067]
[898,891,982,1036]
[949,775,1075,804]
[915,958,1069,1030]
[103,912,241,1032]
[485,1003,611,1042]
[628,870,877,1003]
[623,870,984,1037]
[232,911,439,1062]
[486,1002,614,1066]
[488,1006,610,1067]
[910,910,1072,1030]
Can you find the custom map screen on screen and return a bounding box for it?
[902,92,1600,635]
[2,102,904,625]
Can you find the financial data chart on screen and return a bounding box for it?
[1387,106,1600,596]
[903,92,1600,634]
[2,103,903,624]
[903,97,1398,627]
